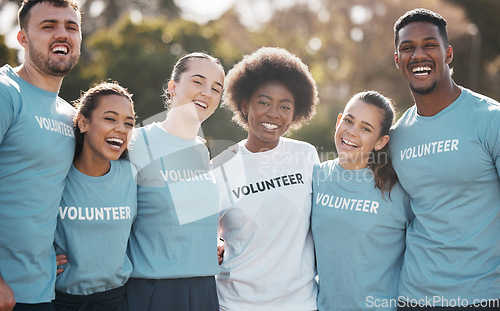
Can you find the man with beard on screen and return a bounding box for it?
[390,8,500,310]
[0,1,81,310]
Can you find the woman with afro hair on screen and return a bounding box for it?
[212,47,319,310]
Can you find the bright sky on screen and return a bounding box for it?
[0,2,19,49]
[175,0,237,24]
[0,0,314,50]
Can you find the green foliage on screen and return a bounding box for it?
[50,0,500,156]
[74,15,226,125]
[445,0,500,100]
[0,34,17,66]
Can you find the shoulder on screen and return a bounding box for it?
[313,159,337,180]
[391,105,416,130]
[211,142,241,168]
[463,88,500,109]
[281,137,318,154]
[130,123,157,143]
[0,66,21,101]
[57,97,76,115]
[462,88,500,128]
[114,158,138,180]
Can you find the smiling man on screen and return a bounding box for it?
[0,1,81,310]
[389,8,500,311]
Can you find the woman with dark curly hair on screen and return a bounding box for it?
[212,47,319,310]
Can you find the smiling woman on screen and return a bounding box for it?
[53,81,138,311]
[212,47,320,310]
[311,90,412,311]
[125,52,225,311]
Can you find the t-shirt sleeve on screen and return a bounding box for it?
[482,107,500,178]
[402,188,414,225]
[0,86,15,144]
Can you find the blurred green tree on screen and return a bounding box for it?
[3,0,492,157]
[0,34,17,66]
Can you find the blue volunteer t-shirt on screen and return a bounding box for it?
[55,159,137,295]
[312,159,412,311]
[0,65,75,303]
[390,88,500,306]
[128,123,219,278]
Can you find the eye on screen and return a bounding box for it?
[400,45,413,52]
[281,105,291,111]
[125,122,134,127]
[212,87,221,94]
[343,118,352,124]
[362,126,372,133]
[193,80,202,85]
[258,100,270,106]
[104,117,116,122]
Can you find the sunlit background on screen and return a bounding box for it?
[1,0,498,159]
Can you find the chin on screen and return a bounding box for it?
[410,81,437,95]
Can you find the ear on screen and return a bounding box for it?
[394,52,401,70]
[241,101,249,117]
[77,114,89,133]
[17,30,28,49]
[167,80,176,95]
[445,45,453,64]
[375,134,390,151]
[335,113,343,128]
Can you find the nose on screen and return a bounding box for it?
[411,45,426,59]
[115,122,128,134]
[200,86,213,99]
[54,24,69,40]
[266,104,279,118]
[345,126,358,137]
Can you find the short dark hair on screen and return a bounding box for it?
[394,8,448,48]
[223,47,318,132]
[164,52,224,107]
[73,81,135,159]
[18,0,81,30]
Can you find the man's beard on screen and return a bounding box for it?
[409,80,437,95]
[27,41,79,77]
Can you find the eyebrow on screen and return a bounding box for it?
[104,110,135,120]
[192,74,223,89]
[40,19,80,26]
[399,36,439,45]
[256,94,293,104]
[346,113,375,130]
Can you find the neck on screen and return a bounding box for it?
[161,111,201,140]
[337,153,369,171]
[15,63,63,92]
[73,152,111,177]
[244,136,280,153]
[412,79,461,117]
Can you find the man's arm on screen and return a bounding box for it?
[0,273,15,311]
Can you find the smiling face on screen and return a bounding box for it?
[168,58,224,124]
[18,2,81,77]
[394,21,453,95]
[243,81,295,152]
[78,95,135,163]
[335,99,389,170]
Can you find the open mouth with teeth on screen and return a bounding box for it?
[341,138,358,148]
[261,122,279,130]
[411,66,431,76]
[51,45,69,55]
[105,137,124,150]
[194,100,208,109]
